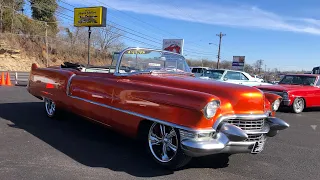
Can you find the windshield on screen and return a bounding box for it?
[118,49,191,74]
[201,70,225,79]
[279,75,317,85]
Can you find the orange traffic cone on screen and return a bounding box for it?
[5,72,12,86]
[0,72,5,86]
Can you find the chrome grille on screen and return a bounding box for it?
[225,118,265,131]
[244,134,264,142]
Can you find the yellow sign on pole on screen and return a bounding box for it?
[74,6,107,27]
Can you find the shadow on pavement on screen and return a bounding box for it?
[278,106,320,113]
[0,102,230,177]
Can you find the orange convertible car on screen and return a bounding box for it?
[27,47,289,169]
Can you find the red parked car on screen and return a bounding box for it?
[255,74,320,113]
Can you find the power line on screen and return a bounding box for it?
[22,1,219,59]
[56,1,217,56]
[78,0,216,55]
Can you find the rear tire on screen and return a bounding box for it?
[143,121,192,170]
[292,97,305,113]
[44,97,64,118]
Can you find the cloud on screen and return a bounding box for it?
[66,0,320,35]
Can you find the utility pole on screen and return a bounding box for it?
[45,22,49,67]
[216,32,226,69]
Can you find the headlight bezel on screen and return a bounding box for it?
[203,100,220,119]
[272,98,281,111]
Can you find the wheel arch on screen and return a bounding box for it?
[136,119,154,141]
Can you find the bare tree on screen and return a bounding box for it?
[244,64,254,74]
[253,59,263,73]
[92,25,125,53]
[219,60,232,69]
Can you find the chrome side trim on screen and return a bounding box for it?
[64,72,214,133]
[212,113,269,130]
[69,95,214,133]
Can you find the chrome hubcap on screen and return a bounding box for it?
[148,123,178,163]
[45,98,55,116]
[294,99,303,112]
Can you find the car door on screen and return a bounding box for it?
[68,72,116,125]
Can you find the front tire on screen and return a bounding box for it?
[292,97,305,113]
[145,122,192,170]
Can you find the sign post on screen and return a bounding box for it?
[74,6,107,65]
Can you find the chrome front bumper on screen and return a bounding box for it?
[181,117,289,157]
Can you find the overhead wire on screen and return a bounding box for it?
[58,0,217,57]
[22,0,219,58]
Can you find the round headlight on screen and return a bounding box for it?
[272,99,281,111]
[204,100,220,119]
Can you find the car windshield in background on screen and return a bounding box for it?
[279,75,316,85]
[119,49,191,74]
[201,70,225,79]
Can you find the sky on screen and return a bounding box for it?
[24,0,320,71]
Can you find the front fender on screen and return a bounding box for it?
[264,92,282,104]
[112,80,221,129]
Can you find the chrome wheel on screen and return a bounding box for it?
[45,98,56,117]
[148,122,178,163]
[293,98,304,113]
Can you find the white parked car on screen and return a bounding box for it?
[199,69,273,87]
[252,75,265,82]
[190,66,212,77]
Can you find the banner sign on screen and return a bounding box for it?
[232,56,245,71]
[74,6,107,27]
[162,39,184,55]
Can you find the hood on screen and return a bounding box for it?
[129,74,267,115]
[256,84,314,92]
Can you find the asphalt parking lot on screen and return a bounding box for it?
[0,86,320,180]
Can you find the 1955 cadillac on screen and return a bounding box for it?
[27,47,289,169]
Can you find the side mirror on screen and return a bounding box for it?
[223,77,228,81]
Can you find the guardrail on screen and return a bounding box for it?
[0,71,30,86]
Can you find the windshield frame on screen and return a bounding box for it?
[278,75,317,86]
[114,47,191,76]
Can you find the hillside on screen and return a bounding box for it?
[0,35,113,72]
